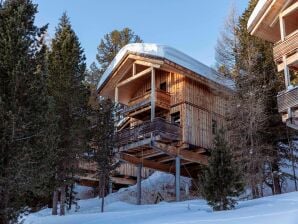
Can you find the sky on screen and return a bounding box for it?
[33,0,249,68]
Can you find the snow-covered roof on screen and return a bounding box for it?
[97,43,234,91]
[247,0,270,31]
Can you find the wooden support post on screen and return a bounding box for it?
[115,86,119,103]
[137,163,142,205]
[133,63,136,76]
[282,56,291,88]
[175,156,181,202]
[151,67,155,122]
[279,15,286,41]
[109,178,113,194]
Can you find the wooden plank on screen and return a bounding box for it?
[151,141,208,165]
[115,138,151,153]
[117,67,152,87]
[281,1,298,18]
[111,176,136,185]
[119,153,175,173]
[151,67,156,121]
[134,60,161,68]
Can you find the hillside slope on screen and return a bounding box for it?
[24,172,298,224]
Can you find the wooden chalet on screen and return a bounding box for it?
[248,0,298,130]
[97,43,234,203]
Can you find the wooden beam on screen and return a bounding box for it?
[115,86,119,103]
[117,67,152,87]
[134,149,164,159]
[115,138,151,153]
[134,60,161,68]
[119,153,175,173]
[111,176,136,185]
[279,14,286,41]
[151,67,155,121]
[151,141,208,165]
[132,63,136,76]
[155,155,175,163]
[283,55,291,87]
[270,0,292,27]
[281,1,298,18]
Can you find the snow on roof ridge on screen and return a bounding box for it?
[97,43,234,90]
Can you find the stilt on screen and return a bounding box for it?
[175,156,181,202]
[137,163,142,205]
[109,178,113,194]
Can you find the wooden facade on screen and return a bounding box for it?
[248,0,298,130]
[97,46,232,186]
[77,159,151,188]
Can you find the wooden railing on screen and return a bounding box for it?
[122,90,171,115]
[273,30,298,63]
[277,86,298,113]
[115,117,182,147]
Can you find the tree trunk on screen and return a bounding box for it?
[68,184,73,210]
[60,186,66,215]
[52,189,58,215]
[272,160,281,194]
[100,175,105,213]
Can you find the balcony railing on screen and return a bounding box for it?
[122,89,171,115]
[273,30,298,63]
[277,86,298,113]
[115,117,182,148]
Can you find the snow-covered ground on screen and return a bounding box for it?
[24,191,298,224]
[24,171,298,224]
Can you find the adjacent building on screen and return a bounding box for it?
[248,0,298,130]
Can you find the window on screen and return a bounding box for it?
[212,119,217,135]
[171,112,180,125]
[160,82,167,91]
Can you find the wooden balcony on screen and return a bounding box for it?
[273,30,298,63]
[115,117,182,150]
[122,90,170,118]
[277,86,298,113]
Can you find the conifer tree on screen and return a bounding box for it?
[202,129,243,211]
[86,28,142,85]
[0,0,53,222]
[88,97,117,213]
[96,28,142,73]
[47,12,89,216]
[216,0,289,198]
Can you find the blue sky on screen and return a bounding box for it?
[34,0,249,68]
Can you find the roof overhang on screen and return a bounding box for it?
[247,0,294,42]
[98,52,234,103]
[97,43,234,99]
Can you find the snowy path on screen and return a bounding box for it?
[24,192,298,224]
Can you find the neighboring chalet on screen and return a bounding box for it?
[248,0,298,130]
[96,43,234,203]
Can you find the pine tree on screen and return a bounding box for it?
[216,0,288,198]
[202,129,243,211]
[0,0,53,223]
[85,28,142,84]
[47,12,89,216]
[88,98,117,213]
[96,28,142,73]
